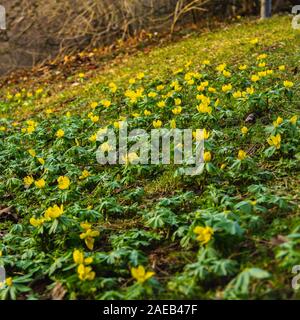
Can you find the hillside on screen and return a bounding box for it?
[0,15,300,300]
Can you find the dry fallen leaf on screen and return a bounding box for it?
[51,282,67,300]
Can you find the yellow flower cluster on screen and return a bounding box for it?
[79,222,100,250]
[193,226,214,245]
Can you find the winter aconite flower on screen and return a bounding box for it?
[101,142,112,152]
[24,176,34,187]
[5,277,13,287]
[251,75,260,82]
[44,205,64,220]
[153,120,162,128]
[273,116,283,128]
[237,150,247,160]
[77,264,95,281]
[131,265,155,284]
[241,126,248,135]
[283,81,294,88]
[222,84,232,92]
[233,91,242,99]
[35,179,46,189]
[57,176,70,190]
[203,151,212,163]
[172,106,182,115]
[28,149,36,157]
[193,226,214,245]
[56,129,65,138]
[290,115,298,125]
[30,217,44,227]
[267,134,281,149]
[193,129,210,141]
[80,223,100,250]
[101,99,111,108]
[79,170,91,180]
[73,249,84,265]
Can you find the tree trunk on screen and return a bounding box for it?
[260,0,272,19]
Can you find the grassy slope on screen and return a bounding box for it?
[0,15,300,299]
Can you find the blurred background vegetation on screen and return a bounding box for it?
[0,0,297,74]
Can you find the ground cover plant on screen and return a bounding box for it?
[0,15,300,300]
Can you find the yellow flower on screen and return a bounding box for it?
[28,149,36,157]
[79,170,91,180]
[278,65,285,71]
[80,228,100,250]
[38,158,45,165]
[131,265,155,283]
[144,110,152,116]
[290,115,298,125]
[80,221,92,230]
[129,78,136,84]
[153,120,162,128]
[237,150,247,160]
[101,142,112,152]
[5,277,13,287]
[157,101,166,108]
[56,129,65,138]
[258,62,266,68]
[202,60,211,65]
[283,81,294,88]
[27,126,35,134]
[57,176,70,190]
[193,129,210,141]
[89,134,97,142]
[258,71,267,77]
[0,126,6,132]
[44,204,64,220]
[90,115,99,123]
[24,176,34,187]
[223,70,231,77]
[273,116,283,128]
[101,99,111,108]
[239,65,248,70]
[257,53,267,60]
[267,133,281,149]
[122,152,139,164]
[77,264,95,281]
[246,87,254,95]
[193,226,214,245]
[170,119,176,129]
[241,126,248,135]
[90,101,98,109]
[250,38,259,45]
[251,75,260,82]
[220,163,226,170]
[78,73,85,79]
[35,179,46,189]
[216,63,227,72]
[148,92,157,98]
[174,98,182,106]
[208,87,216,93]
[233,91,242,99]
[73,249,84,265]
[203,151,212,163]
[222,84,232,92]
[137,72,145,80]
[109,82,117,93]
[30,217,44,227]
[172,106,182,115]
[46,108,53,115]
[197,103,212,114]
